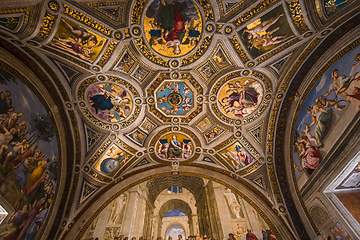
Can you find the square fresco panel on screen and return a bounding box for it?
[238,5,295,59]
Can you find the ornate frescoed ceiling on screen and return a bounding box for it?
[0,0,359,239]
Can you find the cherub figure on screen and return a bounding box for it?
[315,97,347,111]
[149,20,164,46]
[242,13,284,49]
[183,18,200,45]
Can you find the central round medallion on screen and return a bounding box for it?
[167,92,183,106]
[144,0,202,57]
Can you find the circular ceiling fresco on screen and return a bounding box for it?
[144,0,202,57]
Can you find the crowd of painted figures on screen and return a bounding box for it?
[83,231,278,240]
[0,89,57,240]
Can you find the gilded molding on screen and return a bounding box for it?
[211,103,234,124]
[239,135,260,158]
[214,136,236,151]
[257,37,300,64]
[98,40,118,67]
[181,35,213,66]
[147,73,169,95]
[116,139,137,154]
[63,4,112,36]
[243,101,269,125]
[233,0,279,26]
[42,46,91,69]
[77,77,97,101]
[314,0,326,22]
[33,12,55,42]
[135,38,169,67]
[288,0,309,34]
[89,169,112,182]
[181,73,203,94]
[119,105,141,129]
[230,36,250,63]
[267,101,280,154]
[198,0,214,20]
[68,110,81,165]
[150,128,172,146]
[179,127,201,146]
[181,105,203,123]
[131,0,146,25]
[107,76,140,98]
[149,105,172,123]
[268,164,283,203]
[251,71,273,92]
[88,140,112,166]
[0,7,30,31]
[81,108,112,129]
[238,161,260,176]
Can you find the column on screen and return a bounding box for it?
[92,203,113,238]
[122,188,140,238]
[152,215,161,239]
[191,215,199,236]
[134,193,147,238]
[212,183,233,240]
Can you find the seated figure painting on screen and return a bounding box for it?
[156,133,192,160]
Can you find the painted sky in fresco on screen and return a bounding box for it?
[0,69,58,159]
[293,45,360,178]
[166,225,186,240]
[164,209,187,217]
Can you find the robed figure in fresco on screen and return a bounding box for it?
[146,0,200,55]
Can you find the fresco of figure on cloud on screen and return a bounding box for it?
[0,68,58,240]
[293,45,360,185]
[144,0,202,57]
[87,83,133,123]
[218,79,263,118]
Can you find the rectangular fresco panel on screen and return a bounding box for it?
[293,45,360,185]
[93,144,130,176]
[49,18,106,63]
[238,5,295,59]
[0,68,58,240]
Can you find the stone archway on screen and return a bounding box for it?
[158,199,194,239]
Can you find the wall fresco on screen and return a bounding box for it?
[0,68,58,240]
[293,45,360,185]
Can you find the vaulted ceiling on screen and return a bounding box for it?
[0,0,359,239]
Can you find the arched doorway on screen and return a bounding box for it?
[165,224,186,240]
